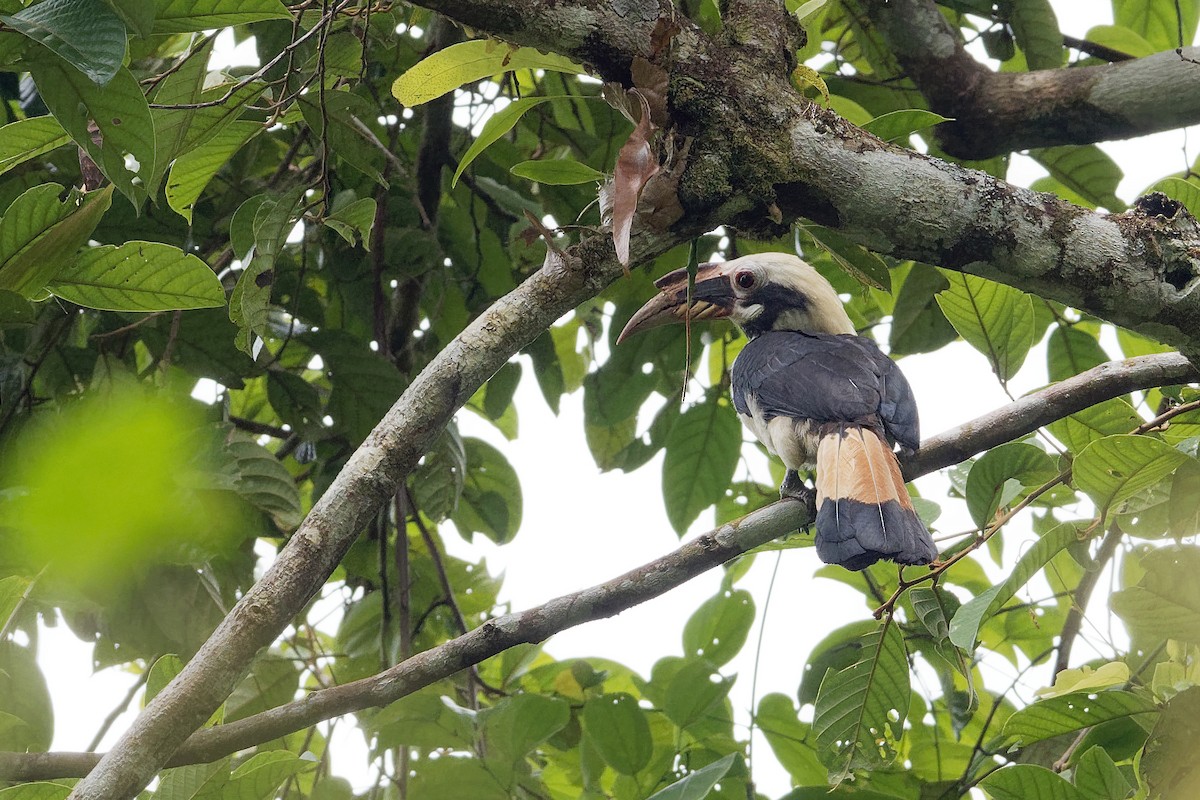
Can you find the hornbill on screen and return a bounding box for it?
[617,253,938,571]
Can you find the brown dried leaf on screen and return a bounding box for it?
[649,16,681,58]
[612,90,659,268]
[631,56,669,127]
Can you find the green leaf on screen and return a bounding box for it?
[582,693,652,776]
[860,109,952,142]
[1008,0,1064,70]
[664,659,731,728]
[1046,398,1141,453]
[30,63,154,203]
[757,696,825,784]
[47,241,223,311]
[980,765,1087,800]
[1038,662,1130,698]
[646,753,738,800]
[888,263,957,355]
[481,693,570,765]
[812,619,909,780]
[964,441,1056,527]
[511,158,605,185]
[324,197,378,249]
[1148,176,1200,219]
[145,653,184,704]
[948,522,1077,649]
[224,437,302,529]
[229,190,302,354]
[1074,435,1189,515]
[152,0,291,33]
[682,590,755,667]
[1032,146,1126,212]
[1112,546,1200,643]
[410,425,467,522]
[662,395,742,534]
[0,116,70,176]
[228,751,310,800]
[109,0,154,38]
[1047,326,1110,382]
[805,224,891,291]
[0,184,114,298]
[1083,24,1157,58]
[0,575,29,634]
[165,122,261,224]
[0,783,73,800]
[1074,744,1133,800]
[311,330,407,443]
[936,271,1034,382]
[225,654,301,723]
[1141,686,1200,798]
[392,40,584,107]
[3,0,126,85]
[909,586,953,640]
[452,96,553,186]
[0,643,49,752]
[1002,691,1158,746]
[1114,0,1200,52]
[451,438,523,544]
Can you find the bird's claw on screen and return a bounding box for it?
[779,470,817,516]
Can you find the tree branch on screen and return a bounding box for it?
[860,0,1200,159]
[9,352,1193,783]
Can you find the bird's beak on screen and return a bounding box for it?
[616,262,735,344]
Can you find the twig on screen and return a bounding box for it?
[1052,522,1124,679]
[87,671,151,753]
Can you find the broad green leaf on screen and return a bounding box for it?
[0,643,52,752]
[178,80,267,153]
[805,224,891,291]
[1046,398,1141,453]
[1149,176,1200,219]
[582,693,652,776]
[1074,435,1189,515]
[229,190,302,354]
[146,37,215,197]
[30,63,154,203]
[949,522,1077,649]
[1112,546,1200,643]
[1073,744,1132,800]
[324,197,378,249]
[682,589,755,667]
[0,116,70,176]
[1002,690,1157,746]
[48,241,224,311]
[664,659,731,728]
[798,619,880,705]
[410,425,467,521]
[145,653,184,704]
[646,753,738,800]
[223,438,302,529]
[109,0,154,38]
[0,575,29,633]
[964,441,1056,527]
[1047,326,1110,382]
[662,395,742,534]
[756,694,825,784]
[0,184,114,298]
[909,586,953,640]
[366,688,475,749]
[1037,662,1130,699]
[3,0,126,85]
[174,109,255,211]
[311,330,408,443]
[1032,146,1126,211]
[225,654,301,723]
[392,40,584,107]
[511,158,605,185]
[860,109,951,142]
[1141,685,1200,798]
[452,96,553,186]
[1114,0,1200,52]
[980,764,1087,800]
[481,693,570,766]
[152,0,291,33]
[1009,0,1064,70]
[228,751,309,800]
[812,619,909,780]
[0,783,73,800]
[888,263,957,355]
[936,271,1034,382]
[1083,24,1157,57]
[451,438,523,544]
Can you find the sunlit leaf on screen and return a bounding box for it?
[511,158,605,185]
[152,0,291,33]
[48,241,224,311]
[646,753,738,800]
[392,40,584,106]
[1032,146,1126,212]
[1074,435,1189,515]
[861,109,952,143]
[0,116,70,177]
[964,441,1056,528]
[1003,691,1157,746]
[980,764,1087,800]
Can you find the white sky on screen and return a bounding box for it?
[30,3,1200,797]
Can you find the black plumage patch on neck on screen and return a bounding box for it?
[742,284,808,339]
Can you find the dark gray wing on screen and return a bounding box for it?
[730,331,919,449]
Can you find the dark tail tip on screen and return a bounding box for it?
[815,497,937,571]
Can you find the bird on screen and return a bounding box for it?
[617,252,938,571]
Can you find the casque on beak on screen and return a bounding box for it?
[616,262,736,344]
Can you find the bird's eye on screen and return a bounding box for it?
[735,270,755,289]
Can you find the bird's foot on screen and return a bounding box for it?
[779,470,817,518]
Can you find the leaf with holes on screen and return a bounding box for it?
[1002,691,1158,746]
[682,590,755,667]
[812,620,909,780]
[949,522,1078,649]
[392,40,583,107]
[48,241,223,311]
[1074,435,1189,516]
[662,394,742,534]
[936,271,1034,382]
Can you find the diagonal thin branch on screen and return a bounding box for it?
[6,351,1194,783]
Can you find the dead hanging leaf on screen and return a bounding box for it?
[612,89,659,269]
[631,56,669,127]
[641,136,691,231]
[649,16,681,58]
